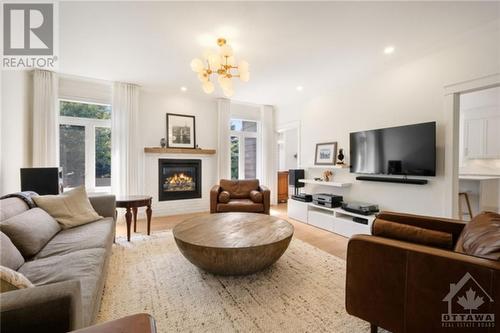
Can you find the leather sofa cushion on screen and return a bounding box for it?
[0,208,61,258]
[455,211,500,260]
[372,218,453,250]
[218,191,230,203]
[220,179,259,199]
[217,199,264,213]
[249,190,263,203]
[34,217,115,259]
[19,248,107,326]
[0,232,25,270]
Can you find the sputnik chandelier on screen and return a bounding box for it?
[190,38,249,97]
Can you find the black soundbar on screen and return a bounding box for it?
[356,176,428,185]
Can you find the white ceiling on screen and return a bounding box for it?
[59,1,500,105]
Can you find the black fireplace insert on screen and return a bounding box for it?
[158,159,201,201]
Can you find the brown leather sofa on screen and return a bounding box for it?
[346,211,500,333]
[210,179,270,214]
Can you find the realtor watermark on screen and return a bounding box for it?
[442,272,495,329]
[2,2,58,69]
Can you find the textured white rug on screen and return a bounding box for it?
[97,231,369,332]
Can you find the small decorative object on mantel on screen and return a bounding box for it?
[323,170,333,182]
[337,148,345,165]
[160,138,166,148]
[315,142,337,165]
[166,113,196,149]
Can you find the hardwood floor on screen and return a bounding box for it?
[115,203,349,260]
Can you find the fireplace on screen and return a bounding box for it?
[158,159,201,201]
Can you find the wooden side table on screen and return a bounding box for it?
[71,313,156,333]
[116,195,153,241]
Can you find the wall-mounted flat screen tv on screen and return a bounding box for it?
[350,122,436,176]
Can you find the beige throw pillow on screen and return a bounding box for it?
[32,186,102,229]
[0,265,34,292]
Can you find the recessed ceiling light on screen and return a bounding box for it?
[296,86,303,92]
[384,46,395,55]
[180,86,187,92]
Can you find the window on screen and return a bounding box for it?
[59,100,112,190]
[230,119,260,180]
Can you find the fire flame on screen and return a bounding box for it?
[167,173,193,185]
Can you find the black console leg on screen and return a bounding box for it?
[370,324,377,333]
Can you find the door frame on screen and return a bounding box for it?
[277,120,301,170]
[443,73,500,218]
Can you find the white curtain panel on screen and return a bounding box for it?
[32,69,58,166]
[111,82,141,196]
[217,98,231,180]
[261,105,278,204]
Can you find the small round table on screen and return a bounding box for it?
[116,195,152,241]
[173,213,294,275]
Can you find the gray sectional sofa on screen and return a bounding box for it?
[0,193,116,333]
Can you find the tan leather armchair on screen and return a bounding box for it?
[346,211,500,333]
[210,179,270,214]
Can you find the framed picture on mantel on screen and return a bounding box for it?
[315,142,337,165]
[166,113,196,149]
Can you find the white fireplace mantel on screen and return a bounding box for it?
[143,149,217,217]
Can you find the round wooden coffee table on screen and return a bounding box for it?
[173,213,294,275]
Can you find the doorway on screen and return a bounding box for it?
[444,74,500,218]
[458,87,500,219]
[277,122,301,203]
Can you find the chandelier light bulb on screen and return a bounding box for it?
[197,71,209,82]
[238,60,249,73]
[226,56,235,66]
[219,76,232,90]
[202,81,215,94]
[190,58,204,72]
[220,45,233,57]
[208,54,221,70]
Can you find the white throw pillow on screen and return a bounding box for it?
[0,265,34,292]
[32,186,102,229]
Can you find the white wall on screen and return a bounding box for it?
[1,71,32,195]
[276,24,500,217]
[139,89,218,216]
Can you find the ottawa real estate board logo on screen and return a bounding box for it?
[2,2,58,69]
[442,272,495,329]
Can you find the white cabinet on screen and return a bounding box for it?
[288,201,375,238]
[485,117,500,157]
[464,116,500,159]
[308,209,334,232]
[287,199,308,223]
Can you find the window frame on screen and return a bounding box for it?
[58,99,112,192]
[230,118,261,180]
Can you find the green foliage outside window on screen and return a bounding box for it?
[59,100,112,187]
[231,136,239,179]
[60,100,111,119]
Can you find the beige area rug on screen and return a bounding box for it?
[97,231,369,332]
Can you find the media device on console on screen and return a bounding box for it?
[291,193,313,202]
[312,193,343,208]
[341,202,379,215]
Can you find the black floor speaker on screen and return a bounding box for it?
[20,167,63,195]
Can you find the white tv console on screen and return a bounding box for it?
[288,199,376,238]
